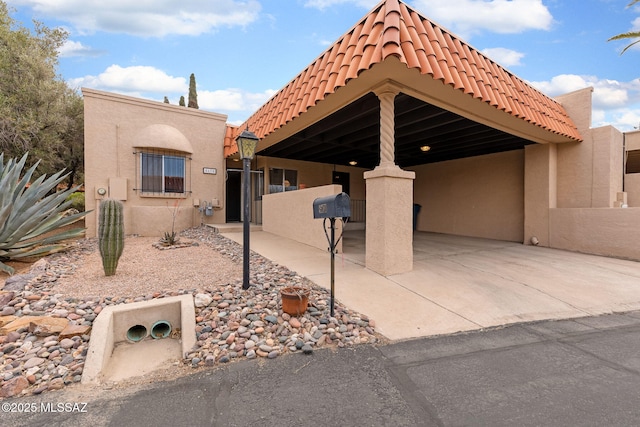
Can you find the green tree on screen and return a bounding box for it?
[0,2,84,182]
[188,73,199,109]
[179,95,185,107]
[609,0,640,54]
[163,96,170,104]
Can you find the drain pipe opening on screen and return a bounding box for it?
[151,320,172,339]
[127,325,148,342]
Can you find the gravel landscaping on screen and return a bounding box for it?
[0,226,381,399]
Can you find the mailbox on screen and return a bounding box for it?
[313,192,351,219]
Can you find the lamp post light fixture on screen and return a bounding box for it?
[236,128,260,290]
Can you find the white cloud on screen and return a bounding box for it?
[69,65,188,93]
[70,64,275,122]
[199,88,275,112]
[6,0,261,37]
[411,0,553,38]
[304,0,379,10]
[481,47,525,67]
[58,40,105,58]
[530,75,640,131]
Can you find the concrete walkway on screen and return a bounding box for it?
[222,230,640,341]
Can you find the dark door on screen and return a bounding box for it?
[226,171,241,222]
[332,171,350,195]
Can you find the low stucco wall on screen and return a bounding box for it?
[549,207,640,261]
[262,185,343,252]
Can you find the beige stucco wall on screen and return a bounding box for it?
[555,88,624,208]
[409,150,525,242]
[83,88,228,237]
[549,207,640,261]
[556,126,624,208]
[262,184,344,252]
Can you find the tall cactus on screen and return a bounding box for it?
[98,199,124,276]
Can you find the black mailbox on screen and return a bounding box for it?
[313,192,351,219]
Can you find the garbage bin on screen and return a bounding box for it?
[413,204,422,231]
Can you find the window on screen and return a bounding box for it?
[626,150,640,174]
[268,168,297,193]
[141,152,186,194]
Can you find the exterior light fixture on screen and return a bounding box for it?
[420,145,431,152]
[236,129,259,160]
[349,160,358,166]
[235,128,259,290]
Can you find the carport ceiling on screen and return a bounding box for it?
[257,92,536,169]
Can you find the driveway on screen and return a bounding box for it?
[223,230,640,341]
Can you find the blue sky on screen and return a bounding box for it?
[6,0,640,130]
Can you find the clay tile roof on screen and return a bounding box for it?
[225,0,581,157]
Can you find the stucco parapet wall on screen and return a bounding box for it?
[364,164,416,179]
[81,87,228,121]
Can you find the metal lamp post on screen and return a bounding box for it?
[235,128,259,290]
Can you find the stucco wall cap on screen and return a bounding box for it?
[134,124,194,154]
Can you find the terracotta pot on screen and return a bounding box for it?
[280,286,310,316]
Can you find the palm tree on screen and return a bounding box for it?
[609,0,640,54]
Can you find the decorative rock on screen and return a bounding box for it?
[5,331,21,343]
[0,376,29,398]
[265,315,278,324]
[302,344,314,355]
[0,291,15,309]
[59,338,75,349]
[23,357,45,369]
[47,378,64,391]
[205,355,216,366]
[51,309,69,318]
[2,274,33,292]
[267,350,279,359]
[289,318,302,329]
[246,349,256,359]
[59,324,92,339]
[225,333,235,345]
[0,316,67,335]
[194,293,213,308]
[0,306,16,316]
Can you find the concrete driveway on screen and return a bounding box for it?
[223,229,640,341]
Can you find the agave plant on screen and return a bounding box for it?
[0,153,88,275]
[159,231,180,246]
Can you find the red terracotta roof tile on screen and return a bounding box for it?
[226,0,582,156]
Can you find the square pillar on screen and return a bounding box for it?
[364,165,415,276]
[524,143,557,246]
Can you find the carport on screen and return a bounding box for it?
[225,0,582,276]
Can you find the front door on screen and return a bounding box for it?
[225,170,241,222]
[332,171,350,195]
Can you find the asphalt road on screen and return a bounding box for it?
[5,311,640,426]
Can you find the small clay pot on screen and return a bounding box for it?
[280,286,310,316]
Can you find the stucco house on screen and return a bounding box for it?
[84,0,640,277]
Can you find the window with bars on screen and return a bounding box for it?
[138,151,189,195]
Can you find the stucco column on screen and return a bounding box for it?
[524,143,557,246]
[364,88,415,276]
